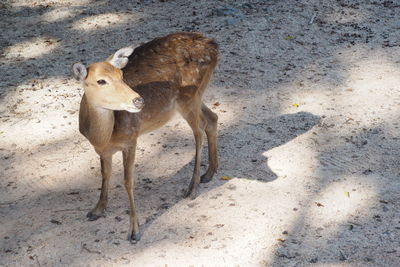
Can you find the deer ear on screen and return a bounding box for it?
[108,47,134,69]
[72,63,87,81]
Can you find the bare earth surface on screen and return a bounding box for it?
[1,0,400,266]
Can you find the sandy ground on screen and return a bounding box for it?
[1,0,400,266]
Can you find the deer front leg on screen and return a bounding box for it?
[87,154,112,221]
[123,143,141,243]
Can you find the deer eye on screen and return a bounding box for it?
[97,79,107,85]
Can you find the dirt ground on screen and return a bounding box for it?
[1,0,400,266]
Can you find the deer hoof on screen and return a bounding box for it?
[128,232,141,244]
[184,187,198,200]
[86,211,104,221]
[200,174,212,183]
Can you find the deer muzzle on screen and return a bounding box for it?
[133,97,145,110]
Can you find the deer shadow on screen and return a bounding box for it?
[131,111,321,230]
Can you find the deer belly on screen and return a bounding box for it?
[139,106,177,134]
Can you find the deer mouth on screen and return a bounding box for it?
[120,104,142,113]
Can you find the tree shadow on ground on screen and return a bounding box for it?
[268,120,400,266]
[2,0,399,265]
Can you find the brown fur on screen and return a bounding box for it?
[78,32,219,243]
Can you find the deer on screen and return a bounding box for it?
[71,32,219,243]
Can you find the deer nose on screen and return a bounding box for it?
[133,97,144,109]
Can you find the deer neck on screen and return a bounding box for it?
[79,94,115,149]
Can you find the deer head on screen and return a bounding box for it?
[72,47,144,113]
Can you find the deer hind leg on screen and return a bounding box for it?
[87,154,112,221]
[200,103,218,183]
[123,142,141,243]
[181,106,207,199]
